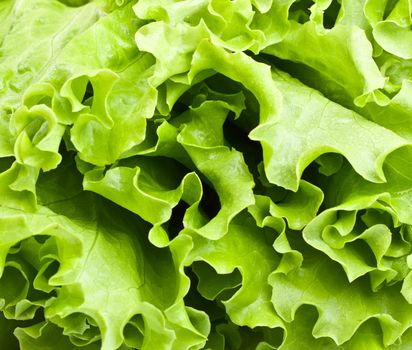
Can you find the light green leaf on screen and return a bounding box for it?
[250,68,408,191]
[270,253,412,346]
[263,21,385,107]
[185,211,284,329]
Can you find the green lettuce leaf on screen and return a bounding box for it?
[270,252,412,346]
[1,156,209,350]
[251,68,408,191]
[2,0,412,348]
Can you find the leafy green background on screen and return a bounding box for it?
[1,0,412,349]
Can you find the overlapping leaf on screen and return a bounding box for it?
[1,0,412,349]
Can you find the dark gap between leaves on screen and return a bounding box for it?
[81,81,94,105]
[167,200,190,239]
[199,180,221,220]
[323,0,341,29]
[183,266,227,322]
[288,0,314,24]
[223,115,263,182]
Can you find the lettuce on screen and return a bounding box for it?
[1,0,412,349]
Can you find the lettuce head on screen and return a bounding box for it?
[1,0,412,349]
